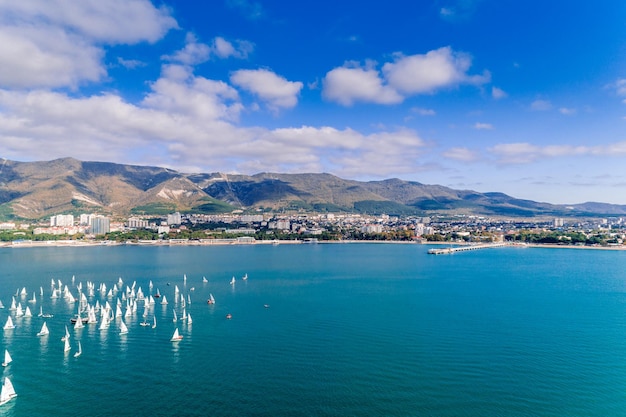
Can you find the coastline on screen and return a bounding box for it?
[1,239,625,251]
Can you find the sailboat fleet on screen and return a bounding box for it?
[0,272,248,406]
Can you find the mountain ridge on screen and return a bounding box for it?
[0,157,624,220]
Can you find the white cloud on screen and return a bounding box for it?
[473,122,493,130]
[230,69,303,110]
[322,47,489,106]
[489,141,626,164]
[322,63,403,106]
[117,57,146,69]
[212,37,254,59]
[0,0,177,89]
[492,86,507,99]
[530,99,552,111]
[443,147,480,162]
[383,47,490,95]
[143,65,242,121]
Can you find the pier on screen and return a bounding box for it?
[427,242,508,255]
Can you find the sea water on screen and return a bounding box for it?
[1,243,626,416]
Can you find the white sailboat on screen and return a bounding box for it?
[37,321,49,336]
[0,300,4,309]
[2,316,14,330]
[24,306,32,318]
[187,313,192,325]
[119,320,128,335]
[242,273,248,281]
[74,341,82,358]
[202,276,208,283]
[170,328,183,342]
[230,276,236,285]
[64,337,71,353]
[152,316,157,329]
[207,293,215,304]
[29,292,36,303]
[61,325,70,341]
[161,295,168,305]
[2,350,12,367]
[140,317,150,327]
[172,309,177,322]
[0,377,17,406]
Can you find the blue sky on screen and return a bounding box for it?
[1,1,626,204]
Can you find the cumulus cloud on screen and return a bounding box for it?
[489,141,626,164]
[230,69,303,110]
[322,47,489,106]
[443,147,480,162]
[0,0,177,89]
[322,62,402,105]
[164,34,255,65]
[383,47,490,94]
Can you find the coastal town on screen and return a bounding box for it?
[0,211,624,248]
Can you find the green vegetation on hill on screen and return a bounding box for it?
[131,203,178,215]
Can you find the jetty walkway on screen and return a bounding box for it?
[427,242,508,255]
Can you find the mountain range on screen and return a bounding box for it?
[0,157,624,221]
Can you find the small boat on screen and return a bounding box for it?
[64,337,71,353]
[119,320,129,335]
[226,313,232,319]
[161,295,168,305]
[207,293,215,305]
[29,292,36,303]
[2,350,12,367]
[37,321,49,336]
[170,328,183,342]
[151,316,157,329]
[61,325,70,341]
[153,289,161,298]
[73,341,82,358]
[202,276,208,283]
[0,377,17,406]
[70,316,89,324]
[242,273,248,281]
[140,319,150,327]
[187,313,192,325]
[264,304,270,308]
[0,300,4,309]
[172,309,177,323]
[230,277,236,285]
[2,316,14,330]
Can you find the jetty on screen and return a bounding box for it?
[427,242,508,255]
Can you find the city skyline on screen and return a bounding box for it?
[1,1,626,204]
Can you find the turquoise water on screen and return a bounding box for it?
[1,244,626,416]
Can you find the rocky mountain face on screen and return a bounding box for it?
[0,157,624,220]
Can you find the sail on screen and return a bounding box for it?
[74,341,82,358]
[161,295,168,305]
[170,328,183,341]
[64,337,71,352]
[187,313,192,325]
[152,316,157,329]
[3,316,14,330]
[0,377,17,405]
[37,321,49,336]
[119,320,128,335]
[2,350,11,366]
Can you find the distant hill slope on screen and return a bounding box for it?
[0,157,625,220]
